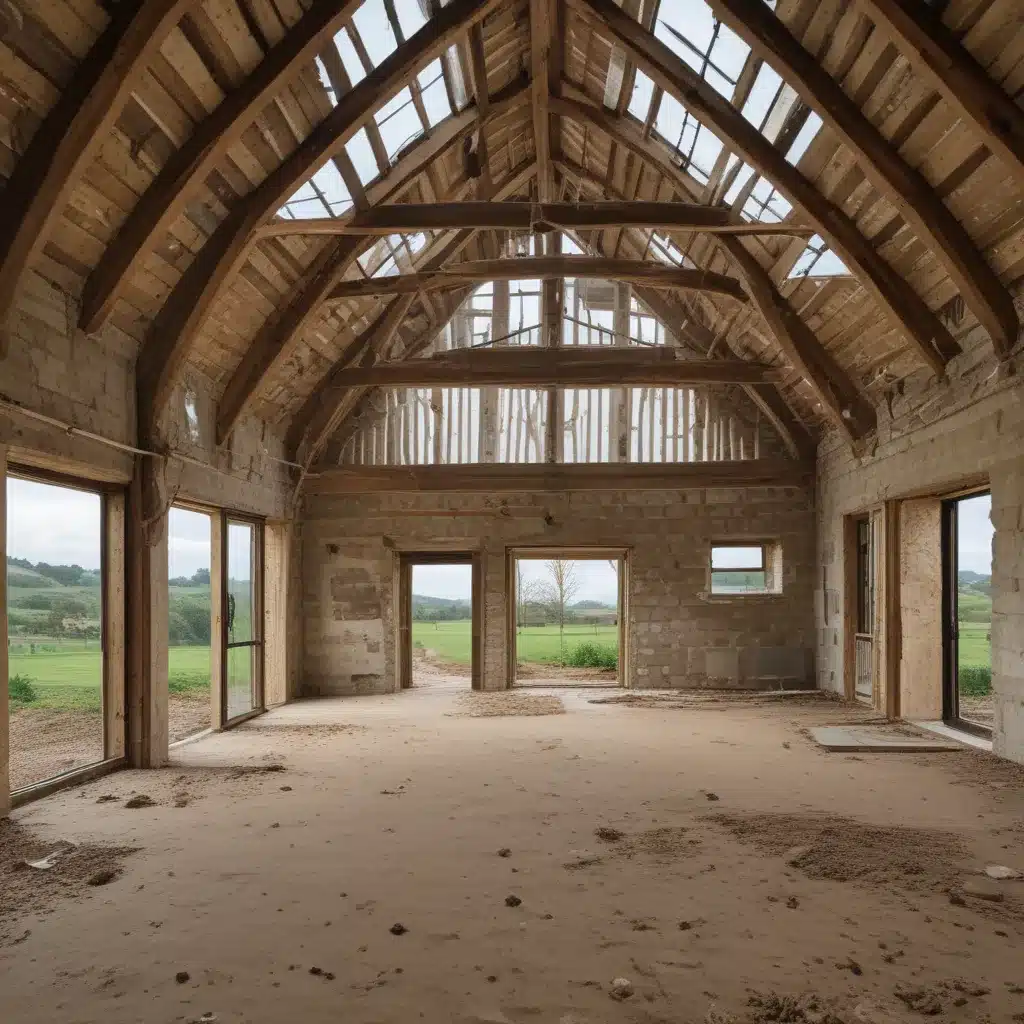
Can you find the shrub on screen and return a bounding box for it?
[169,671,210,695]
[9,674,38,705]
[564,642,618,670]
[958,665,991,697]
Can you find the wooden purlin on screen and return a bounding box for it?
[135,0,505,443]
[566,0,960,376]
[0,0,187,347]
[708,0,1018,357]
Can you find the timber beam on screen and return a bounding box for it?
[324,257,750,303]
[308,349,780,390]
[858,0,1024,190]
[708,0,1017,356]
[0,0,186,344]
[307,458,813,493]
[257,201,819,236]
[566,0,959,375]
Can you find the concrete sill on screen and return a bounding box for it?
[699,592,784,603]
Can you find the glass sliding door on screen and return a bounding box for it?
[223,517,263,724]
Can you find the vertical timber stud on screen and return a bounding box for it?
[0,445,9,814]
[611,282,631,461]
[126,460,169,767]
[543,233,564,462]
[210,509,225,729]
[264,520,292,706]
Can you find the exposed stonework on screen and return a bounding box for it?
[816,320,1024,763]
[300,485,816,696]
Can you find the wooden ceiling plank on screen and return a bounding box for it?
[566,0,958,376]
[858,0,1024,191]
[79,0,369,334]
[0,0,187,347]
[709,0,1018,357]
[322,256,750,303]
[136,0,504,441]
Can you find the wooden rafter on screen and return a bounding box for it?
[858,0,1024,190]
[305,349,781,389]
[214,90,529,445]
[0,0,186,345]
[555,99,880,438]
[136,0,504,442]
[567,0,959,376]
[531,0,554,201]
[78,0,367,334]
[708,0,1018,357]
[256,201,818,236]
[308,459,812,493]
[323,257,750,303]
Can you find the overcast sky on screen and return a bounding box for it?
[6,481,995,589]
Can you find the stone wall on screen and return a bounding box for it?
[300,485,816,695]
[816,319,1024,762]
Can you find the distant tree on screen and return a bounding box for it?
[45,596,89,636]
[34,562,87,587]
[545,559,581,659]
[192,568,211,585]
[516,564,548,632]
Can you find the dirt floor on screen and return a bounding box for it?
[7,708,104,793]
[2,677,1023,1024]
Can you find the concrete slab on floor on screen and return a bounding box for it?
[810,724,963,752]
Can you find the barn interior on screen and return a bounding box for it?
[2,0,1024,1020]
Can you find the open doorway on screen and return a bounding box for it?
[942,491,993,734]
[168,505,213,742]
[399,554,481,690]
[510,550,626,687]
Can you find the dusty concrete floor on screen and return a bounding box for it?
[2,679,1023,1024]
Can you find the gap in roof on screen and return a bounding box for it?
[788,235,849,279]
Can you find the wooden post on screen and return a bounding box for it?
[210,509,225,729]
[610,281,631,462]
[104,492,127,760]
[0,445,9,814]
[542,232,563,463]
[126,458,169,767]
[264,519,293,707]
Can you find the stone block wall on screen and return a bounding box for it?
[300,484,816,695]
[816,318,1024,762]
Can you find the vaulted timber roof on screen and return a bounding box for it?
[1,0,1022,464]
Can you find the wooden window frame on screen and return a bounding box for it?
[6,465,127,805]
[708,540,778,596]
[220,513,265,728]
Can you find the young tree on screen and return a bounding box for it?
[545,559,581,661]
[515,563,548,633]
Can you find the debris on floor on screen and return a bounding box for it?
[809,725,962,752]
[448,692,565,717]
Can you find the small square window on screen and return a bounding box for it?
[183,385,202,445]
[710,544,772,595]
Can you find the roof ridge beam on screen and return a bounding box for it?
[708,0,1018,357]
[858,0,1024,191]
[135,0,503,442]
[0,0,186,347]
[566,0,959,376]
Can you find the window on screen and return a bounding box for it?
[710,543,773,594]
[224,517,264,723]
[855,518,873,635]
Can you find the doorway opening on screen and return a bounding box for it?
[942,491,993,735]
[5,472,113,792]
[168,505,213,742]
[509,550,626,687]
[852,515,875,705]
[399,554,481,690]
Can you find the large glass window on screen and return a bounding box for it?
[6,474,106,790]
[224,518,263,722]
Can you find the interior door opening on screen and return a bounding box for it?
[942,491,993,735]
[400,554,481,691]
[223,517,264,725]
[853,516,874,705]
[510,550,625,687]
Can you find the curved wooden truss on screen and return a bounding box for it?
[7,0,1022,464]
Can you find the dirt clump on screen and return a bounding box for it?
[124,794,156,809]
[448,692,565,718]
[595,826,625,842]
[713,812,966,894]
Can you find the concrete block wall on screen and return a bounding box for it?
[300,484,816,695]
[816,318,1024,763]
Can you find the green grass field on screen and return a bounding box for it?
[8,646,212,712]
[957,622,990,669]
[414,620,619,666]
